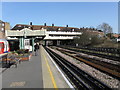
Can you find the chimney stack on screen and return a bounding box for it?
[44,23,47,26]
[66,25,68,27]
[52,24,54,27]
[30,22,32,25]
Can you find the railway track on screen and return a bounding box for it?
[44,47,111,90]
[58,46,120,61]
[52,46,120,80]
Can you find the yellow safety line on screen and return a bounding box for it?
[42,49,58,89]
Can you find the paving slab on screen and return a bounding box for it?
[1,45,71,89]
[2,51,43,88]
[41,46,70,88]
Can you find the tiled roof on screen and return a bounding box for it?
[11,24,104,34]
[12,24,80,32]
[113,34,120,38]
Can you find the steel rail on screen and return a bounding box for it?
[56,48,120,80]
[45,47,111,90]
[58,46,120,61]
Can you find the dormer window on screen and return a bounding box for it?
[41,27,44,29]
[18,25,21,27]
[58,28,61,31]
[1,28,4,31]
[2,23,4,26]
[72,29,75,31]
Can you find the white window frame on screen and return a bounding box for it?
[2,23,4,26]
[1,28,4,31]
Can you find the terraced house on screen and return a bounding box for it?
[11,22,104,45]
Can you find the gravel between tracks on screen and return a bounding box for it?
[47,46,120,88]
[57,47,120,65]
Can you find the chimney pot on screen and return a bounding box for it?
[30,22,32,25]
[66,25,68,27]
[44,23,47,26]
[52,24,54,27]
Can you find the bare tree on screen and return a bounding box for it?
[97,23,113,36]
[73,31,104,47]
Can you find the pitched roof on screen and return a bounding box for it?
[12,24,80,32]
[11,24,103,34]
[113,34,120,38]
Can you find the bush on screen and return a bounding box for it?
[73,32,105,47]
[16,49,29,54]
[73,32,91,46]
[90,35,104,46]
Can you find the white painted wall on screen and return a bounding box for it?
[44,31,82,40]
[6,29,82,40]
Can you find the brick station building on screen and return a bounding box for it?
[12,22,104,36]
[0,20,10,39]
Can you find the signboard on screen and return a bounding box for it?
[24,39,32,51]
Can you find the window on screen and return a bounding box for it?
[2,23,4,26]
[1,28,4,31]
[58,28,61,31]
[72,29,75,31]
[18,25,21,27]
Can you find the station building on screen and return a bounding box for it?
[0,20,10,39]
[5,22,104,51]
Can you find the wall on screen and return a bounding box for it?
[0,31,5,39]
[4,22,10,30]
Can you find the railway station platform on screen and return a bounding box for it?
[1,45,71,89]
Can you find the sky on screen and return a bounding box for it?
[1,2,118,33]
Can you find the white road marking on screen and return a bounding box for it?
[43,47,74,89]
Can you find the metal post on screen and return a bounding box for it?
[23,37,24,49]
[21,37,24,49]
[44,40,46,46]
[19,38,22,49]
[21,37,23,49]
[42,40,45,46]
[57,40,60,45]
[32,37,35,52]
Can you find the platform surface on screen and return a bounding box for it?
[1,45,70,89]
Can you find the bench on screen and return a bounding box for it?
[2,54,21,68]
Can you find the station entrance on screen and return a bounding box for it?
[5,28,46,51]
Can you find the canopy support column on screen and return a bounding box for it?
[21,37,24,49]
[32,37,35,52]
[19,38,22,49]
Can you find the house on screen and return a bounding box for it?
[111,34,120,42]
[12,22,103,34]
[9,22,105,46]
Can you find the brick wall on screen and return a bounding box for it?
[5,22,10,30]
[0,31,5,39]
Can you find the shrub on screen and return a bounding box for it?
[16,49,29,54]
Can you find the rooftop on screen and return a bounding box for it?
[12,23,101,33]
